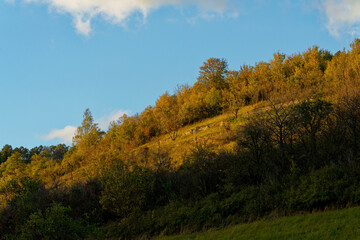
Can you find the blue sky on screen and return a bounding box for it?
[0,0,359,148]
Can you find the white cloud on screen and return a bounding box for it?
[42,110,129,143]
[43,125,77,143]
[97,110,130,130]
[18,0,229,35]
[74,15,92,36]
[319,0,360,37]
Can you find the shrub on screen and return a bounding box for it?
[288,167,349,211]
[100,162,155,218]
[18,203,89,240]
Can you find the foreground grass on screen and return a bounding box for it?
[155,207,360,240]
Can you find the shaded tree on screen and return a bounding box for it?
[237,117,274,184]
[100,162,155,217]
[293,99,333,168]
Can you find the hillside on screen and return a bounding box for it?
[3,40,360,239]
[129,103,262,165]
[64,102,264,184]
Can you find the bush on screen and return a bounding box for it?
[0,178,51,236]
[100,162,155,218]
[64,179,104,224]
[11,203,89,240]
[174,143,224,199]
[287,167,349,211]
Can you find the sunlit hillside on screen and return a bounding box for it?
[3,40,360,239]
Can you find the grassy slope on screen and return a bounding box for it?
[130,103,264,166]
[155,207,360,240]
[60,102,265,184]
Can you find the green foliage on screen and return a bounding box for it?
[100,161,155,217]
[0,178,49,237]
[287,167,350,211]
[0,152,26,178]
[293,99,332,165]
[236,117,276,184]
[0,153,29,204]
[175,143,224,199]
[62,179,104,224]
[17,203,88,240]
[0,145,13,164]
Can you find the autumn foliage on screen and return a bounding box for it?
[3,40,360,239]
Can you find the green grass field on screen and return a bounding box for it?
[155,207,360,240]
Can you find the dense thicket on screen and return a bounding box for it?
[2,40,360,239]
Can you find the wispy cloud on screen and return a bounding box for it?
[74,15,92,36]
[16,0,230,36]
[318,0,360,37]
[43,125,77,143]
[97,110,130,130]
[42,109,129,143]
